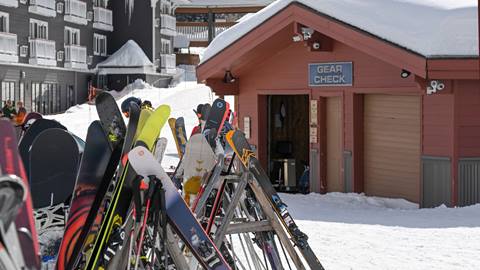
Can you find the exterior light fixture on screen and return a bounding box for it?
[401,69,411,78]
[224,70,236,83]
[292,34,303,42]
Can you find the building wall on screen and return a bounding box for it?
[110,0,153,60]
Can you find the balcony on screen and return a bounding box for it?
[176,22,234,47]
[159,14,176,36]
[0,32,18,63]
[64,0,87,25]
[160,54,176,74]
[64,45,87,69]
[29,0,56,17]
[0,0,18,8]
[93,7,113,32]
[29,39,56,66]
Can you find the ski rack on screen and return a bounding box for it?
[194,168,310,270]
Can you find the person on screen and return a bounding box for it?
[14,101,27,125]
[120,96,142,118]
[2,100,16,120]
[190,104,204,136]
[141,100,153,111]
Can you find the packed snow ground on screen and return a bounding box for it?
[46,82,480,269]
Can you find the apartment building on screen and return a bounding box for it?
[0,0,177,115]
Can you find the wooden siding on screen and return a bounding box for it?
[422,94,454,156]
[364,95,421,203]
[326,96,342,192]
[456,81,480,157]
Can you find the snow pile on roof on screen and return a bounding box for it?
[177,0,274,7]
[202,0,479,62]
[97,40,154,68]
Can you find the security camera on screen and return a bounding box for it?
[312,42,320,50]
[426,80,446,95]
[292,34,303,42]
[437,82,445,91]
[301,27,314,40]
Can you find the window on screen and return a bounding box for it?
[19,83,25,105]
[19,46,29,57]
[57,50,64,61]
[31,82,40,113]
[64,27,80,45]
[66,85,75,108]
[0,12,9,33]
[56,2,64,14]
[1,81,15,103]
[29,19,48,39]
[93,0,108,8]
[94,34,107,56]
[161,38,171,54]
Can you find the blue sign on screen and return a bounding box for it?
[308,62,353,87]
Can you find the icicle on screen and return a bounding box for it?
[125,0,134,25]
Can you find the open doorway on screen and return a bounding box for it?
[267,95,309,191]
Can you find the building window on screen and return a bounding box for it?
[19,82,25,105]
[29,19,48,39]
[57,50,64,61]
[64,27,80,45]
[93,0,108,8]
[1,81,15,103]
[31,82,40,113]
[56,2,64,14]
[161,38,171,54]
[66,85,75,108]
[0,12,9,33]
[19,46,29,57]
[94,33,107,56]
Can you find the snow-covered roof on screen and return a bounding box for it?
[202,0,479,63]
[177,0,274,8]
[97,40,155,75]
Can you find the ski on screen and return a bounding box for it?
[225,130,325,270]
[128,146,231,270]
[203,99,230,137]
[95,91,127,149]
[0,119,41,270]
[55,121,117,270]
[168,117,188,159]
[85,105,170,269]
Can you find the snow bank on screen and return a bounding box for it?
[202,0,479,62]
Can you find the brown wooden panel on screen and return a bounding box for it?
[364,94,421,202]
[326,96,342,192]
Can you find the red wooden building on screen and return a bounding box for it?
[197,1,480,207]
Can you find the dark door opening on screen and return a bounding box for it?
[267,95,309,192]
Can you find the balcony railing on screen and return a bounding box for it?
[0,32,18,62]
[29,0,56,17]
[64,0,87,25]
[176,22,235,45]
[64,45,87,69]
[160,14,176,36]
[29,39,56,66]
[160,54,176,74]
[93,6,113,31]
[0,0,18,8]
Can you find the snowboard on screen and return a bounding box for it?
[18,119,67,179]
[95,91,127,149]
[181,134,216,205]
[56,121,116,270]
[85,105,170,269]
[67,103,141,270]
[203,99,230,137]
[0,119,41,270]
[29,128,79,209]
[225,130,325,270]
[128,146,231,270]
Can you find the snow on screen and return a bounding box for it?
[47,80,215,170]
[96,40,154,69]
[202,0,479,63]
[281,192,480,270]
[44,81,480,269]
